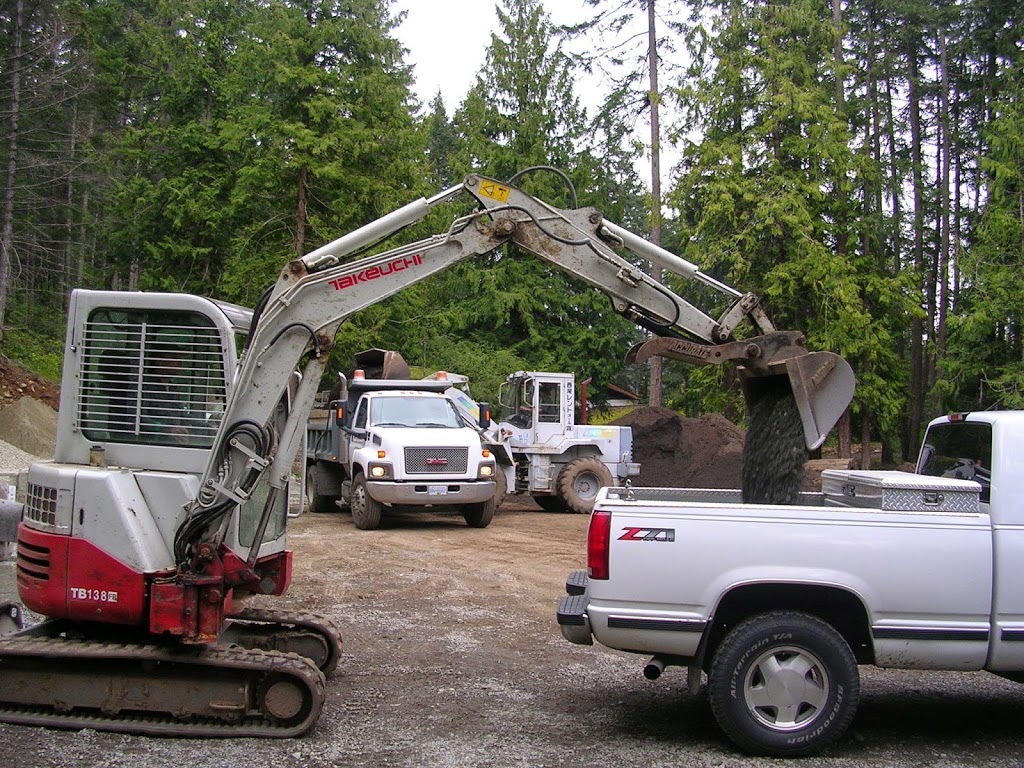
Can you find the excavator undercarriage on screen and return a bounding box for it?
[0,609,341,737]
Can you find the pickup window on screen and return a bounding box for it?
[917,421,992,503]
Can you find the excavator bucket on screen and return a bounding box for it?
[627,334,854,451]
[741,351,855,451]
[352,348,411,380]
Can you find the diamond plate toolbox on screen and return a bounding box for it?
[821,469,981,513]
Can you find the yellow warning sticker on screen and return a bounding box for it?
[480,181,511,202]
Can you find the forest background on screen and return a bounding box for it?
[0,0,1021,465]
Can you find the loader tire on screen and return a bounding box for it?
[492,467,508,511]
[350,474,382,530]
[557,457,613,514]
[305,465,335,514]
[533,495,566,513]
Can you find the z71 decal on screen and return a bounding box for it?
[618,527,675,542]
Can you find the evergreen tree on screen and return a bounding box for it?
[672,0,913,452]
[436,0,643,391]
[219,0,424,306]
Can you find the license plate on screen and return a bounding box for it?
[428,485,448,496]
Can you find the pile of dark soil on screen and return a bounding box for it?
[0,354,60,410]
[613,406,746,489]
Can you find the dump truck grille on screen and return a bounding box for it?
[404,447,468,474]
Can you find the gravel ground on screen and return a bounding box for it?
[3,497,1024,767]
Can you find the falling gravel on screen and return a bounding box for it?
[741,379,808,504]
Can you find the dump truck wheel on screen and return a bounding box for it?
[350,474,382,530]
[557,457,613,514]
[463,497,495,528]
[305,465,335,514]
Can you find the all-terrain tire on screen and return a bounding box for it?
[556,457,613,514]
[708,611,860,758]
[350,474,383,530]
[305,464,336,514]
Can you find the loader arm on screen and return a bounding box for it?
[179,172,853,569]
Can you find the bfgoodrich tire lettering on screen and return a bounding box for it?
[708,611,859,758]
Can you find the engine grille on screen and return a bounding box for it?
[404,447,468,474]
[24,483,58,527]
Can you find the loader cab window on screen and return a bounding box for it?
[79,309,227,449]
[500,377,534,429]
[917,421,992,504]
[538,382,561,423]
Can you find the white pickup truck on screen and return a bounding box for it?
[558,410,1024,757]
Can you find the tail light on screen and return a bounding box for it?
[587,509,611,580]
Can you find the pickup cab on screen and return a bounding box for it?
[305,373,496,529]
[557,410,1024,757]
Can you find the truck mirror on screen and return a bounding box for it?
[477,402,491,428]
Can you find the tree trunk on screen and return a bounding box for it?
[296,166,308,257]
[0,0,24,338]
[906,31,926,457]
[646,0,663,407]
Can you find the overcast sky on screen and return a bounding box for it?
[391,0,597,114]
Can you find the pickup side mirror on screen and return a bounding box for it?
[477,402,491,429]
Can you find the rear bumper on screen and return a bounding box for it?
[557,569,593,645]
[367,480,495,506]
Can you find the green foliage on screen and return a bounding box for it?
[4,0,1024,445]
[1,330,63,383]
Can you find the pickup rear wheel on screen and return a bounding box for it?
[557,457,613,514]
[350,475,383,530]
[708,611,859,758]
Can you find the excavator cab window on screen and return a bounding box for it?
[79,308,227,449]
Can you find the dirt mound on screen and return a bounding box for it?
[613,406,746,489]
[0,395,58,458]
[0,354,60,410]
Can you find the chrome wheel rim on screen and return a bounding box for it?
[743,645,830,731]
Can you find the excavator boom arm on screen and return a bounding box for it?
[182,172,853,563]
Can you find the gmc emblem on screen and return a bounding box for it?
[618,527,675,542]
[425,458,448,465]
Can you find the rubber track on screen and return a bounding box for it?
[0,635,326,737]
[227,607,344,676]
